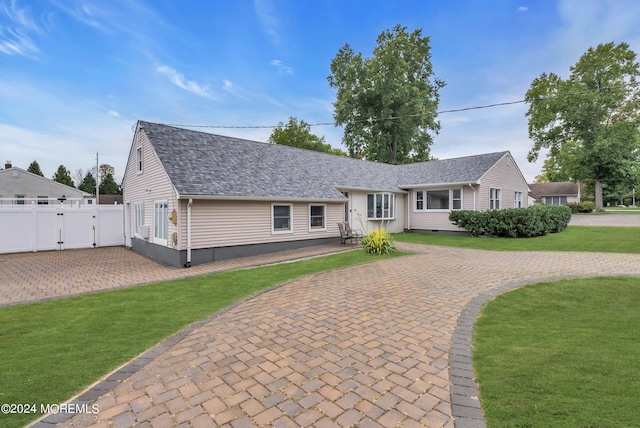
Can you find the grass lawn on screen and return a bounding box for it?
[473,277,640,427]
[395,225,640,253]
[0,249,404,428]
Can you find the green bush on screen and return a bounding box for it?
[567,201,595,213]
[361,228,397,255]
[449,205,572,238]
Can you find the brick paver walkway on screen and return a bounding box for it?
[11,244,640,427]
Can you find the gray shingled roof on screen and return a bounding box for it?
[529,182,580,198]
[138,121,508,200]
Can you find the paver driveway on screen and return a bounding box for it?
[17,243,640,427]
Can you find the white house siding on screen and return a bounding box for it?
[122,129,178,248]
[179,199,344,250]
[0,168,88,206]
[347,191,406,234]
[406,186,473,232]
[478,153,529,210]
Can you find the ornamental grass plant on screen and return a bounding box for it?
[361,228,397,255]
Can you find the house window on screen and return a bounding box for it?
[272,204,292,233]
[309,204,326,231]
[415,188,462,211]
[37,196,48,205]
[490,188,501,209]
[154,201,168,243]
[367,193,395,220]
[15,195,25,205]
[545,196,567,206]
[137,147,143,173]
[135,202,144,230]
[416,191,424,210]
[514,191,523,208]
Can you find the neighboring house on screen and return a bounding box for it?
[528,181,581,206]
[0,162,92,206]
[123,121,530,267]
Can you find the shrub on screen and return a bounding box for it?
[567,201,595,213]
[361,228,397,255]
[449,205,572,238]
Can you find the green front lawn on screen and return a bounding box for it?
[0,249,405,428]
[395,226,640,253]
[474,277,640,427]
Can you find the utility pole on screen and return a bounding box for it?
[96,152,100,205]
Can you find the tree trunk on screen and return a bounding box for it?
[595,179,604,212]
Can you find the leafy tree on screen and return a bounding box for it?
[52,165,75,188]
[525,42,640,211]
[328,24,445,164]
[98,164,114,182]
[99,173,120,195]
[269,117,347,156]
[78,171,97,194]
[27,160,44,176]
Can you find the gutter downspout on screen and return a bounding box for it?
[407,191,411,231]
[468,183,477,211]
[185,198,193,268]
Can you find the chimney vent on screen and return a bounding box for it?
[4,161,12,169]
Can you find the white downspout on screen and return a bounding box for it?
[407,191,411,231]
[186,198,193,268]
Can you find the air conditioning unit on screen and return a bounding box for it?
[136,225,149,238]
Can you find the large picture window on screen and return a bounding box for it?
[545,196,567,206]
[367,193,395,220]
[415,188,462,211]
[272,204,292,233]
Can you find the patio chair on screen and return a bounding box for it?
[337,222,356,246]
[344,222,363,244]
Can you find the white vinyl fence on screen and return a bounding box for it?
[0,202,124,254]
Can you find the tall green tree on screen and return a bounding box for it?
[27,161,44,176]
[52,165,75,188]
[269,117,347,156]
[78,171,97,194]
[525,42,640,211]
[99,173,120,195]
[328,24,445,164]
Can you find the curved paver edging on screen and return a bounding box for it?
[449,273,640,428]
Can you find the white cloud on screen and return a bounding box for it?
[156,65,218,99]
[254,0,280,45]
[107,110,120,117]
[0,0,41,58]
[270,59,293,74]
[518,6,528,12]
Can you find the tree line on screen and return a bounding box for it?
[25,161,121,195]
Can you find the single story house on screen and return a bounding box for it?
[528,181,581,206]
[123,121,530,267]
[0,162,92,206]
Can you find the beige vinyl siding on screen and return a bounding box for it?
[347,191,405,234]
[122,129,178,247]
[478,153,529,210]
[178,199,343,249]
[0,169,87,204]
[407,187,472,232]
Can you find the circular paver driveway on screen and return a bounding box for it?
[35,244,640,427]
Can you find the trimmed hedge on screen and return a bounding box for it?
[567,201,595,213]
[449,205,572,238]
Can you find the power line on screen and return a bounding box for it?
[167,82,638,130]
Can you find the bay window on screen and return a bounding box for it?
[367,193,396,220]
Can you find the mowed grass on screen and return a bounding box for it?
[395,225,640,253]
[0,249,405,428]
[473,277,640,427]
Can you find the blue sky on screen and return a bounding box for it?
[1,0,639,184]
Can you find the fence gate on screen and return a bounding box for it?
[0,204,124,254]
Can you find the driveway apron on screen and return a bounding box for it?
[18,243,640,427]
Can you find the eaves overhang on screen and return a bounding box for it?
[398,181,481,189]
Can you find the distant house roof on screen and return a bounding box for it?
[137,121,512,200]
[0,166,91,198]
[98,194,123,205]
[528,182,580,198]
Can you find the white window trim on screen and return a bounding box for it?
[489,188,502,210]
[514,191,523,208]
[367,193,396,220]
[154,200,168,246]
[308,203,327,232]
[414,188,463,212]
[272,203,293,234]
[134,202,144,238]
